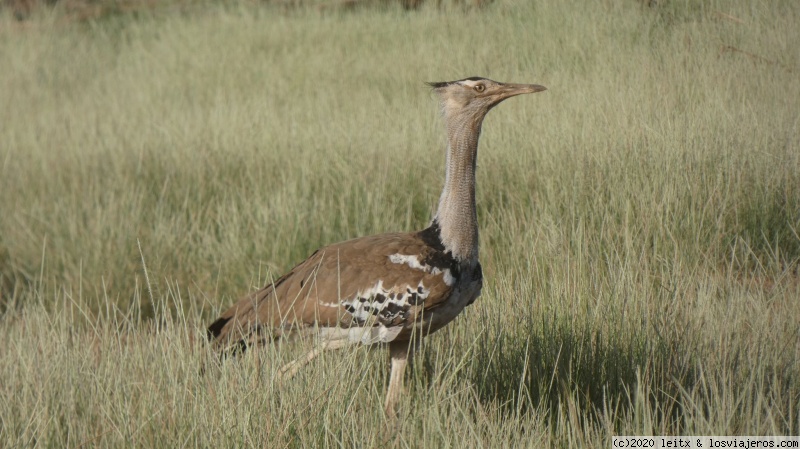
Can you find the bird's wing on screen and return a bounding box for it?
[207,231,459,351]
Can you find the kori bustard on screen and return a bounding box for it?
[207,77,546,417]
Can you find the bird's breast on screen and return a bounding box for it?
[418,261,483,336]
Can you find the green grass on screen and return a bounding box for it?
[1,0,799,446]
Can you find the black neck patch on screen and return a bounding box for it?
[418,220,461,278]
[418,220,445,251]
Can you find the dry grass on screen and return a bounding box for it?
[1,0,799,446]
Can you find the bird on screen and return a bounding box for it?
[206,77,546,417]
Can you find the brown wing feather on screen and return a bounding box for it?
[207,230,462,351]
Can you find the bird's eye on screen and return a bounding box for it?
[474,84,485,93]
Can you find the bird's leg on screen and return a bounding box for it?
[276,339,348,383]
[384,339,418,419]
[277,346,324,382]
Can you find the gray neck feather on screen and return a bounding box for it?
[434,113,484,263]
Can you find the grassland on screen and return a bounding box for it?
[1,0,799,447]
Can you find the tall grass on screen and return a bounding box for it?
[1,0,799,446]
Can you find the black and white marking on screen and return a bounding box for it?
[341,279,430,326]
[387,253,455,286]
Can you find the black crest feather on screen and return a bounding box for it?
[426,81,451,89]
[426,77,488,89]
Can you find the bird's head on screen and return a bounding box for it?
[427,77,546,122]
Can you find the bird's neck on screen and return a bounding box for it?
[433,114,484,263]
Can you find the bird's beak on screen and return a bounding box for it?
[497,83,547,99]
[487,83,546,109]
